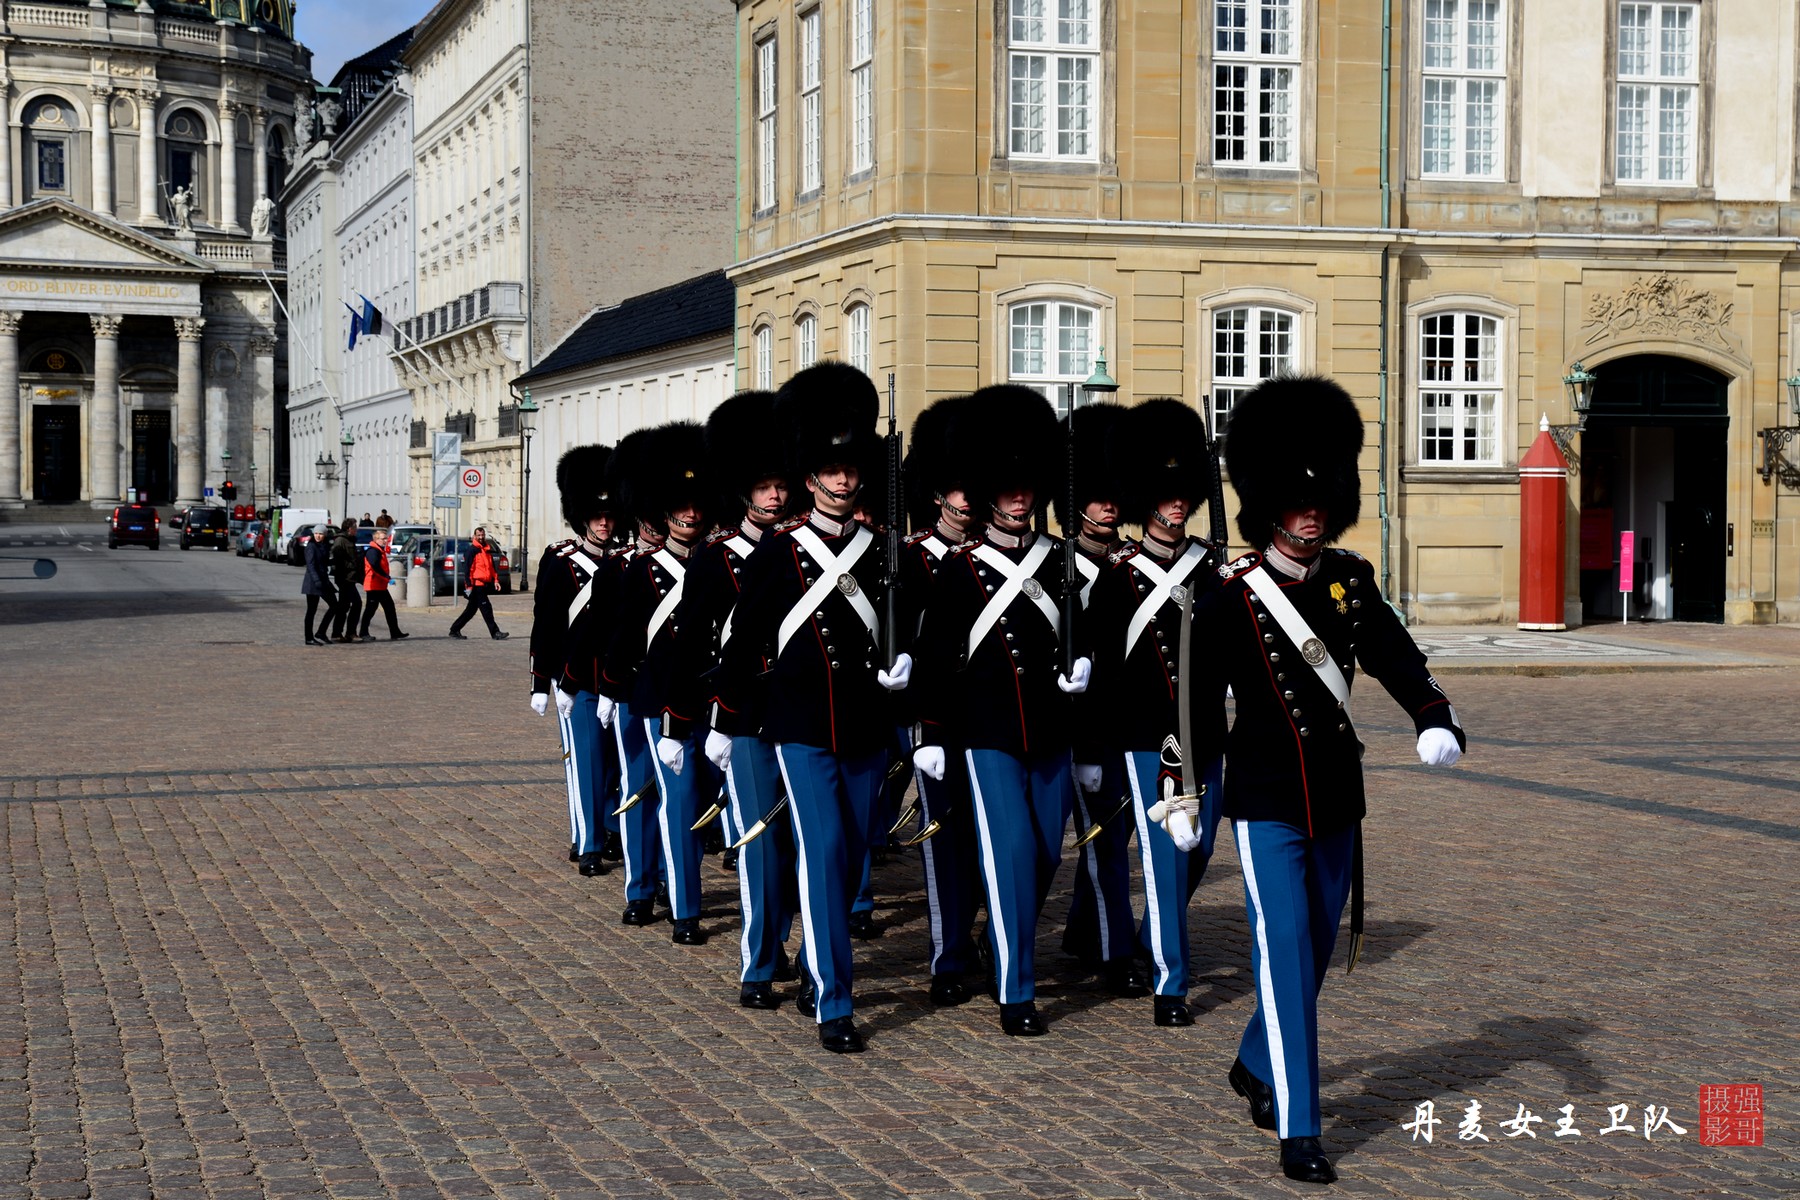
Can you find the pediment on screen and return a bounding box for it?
[0,200,213,276]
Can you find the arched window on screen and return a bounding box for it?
[845,303,871,375]
[754,325,773,390]
[22,97,78,200]
[1417,310,1503,465]
[1007,298,1096,415]
[795,314,818,370]
[265,125,289,211]
[1210,304,1296,437]
[164,108,209,218]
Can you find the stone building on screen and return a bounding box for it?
[730,0,1800,625]
[391,0,736,553]
[0,0,307,513]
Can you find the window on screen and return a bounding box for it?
[795,314,818,369]
[846,304,871,375]
[1418,312,1501,465]
[1008,300,1096,416]
[754,325,773,389]
[1211,305,1294,437]
[1214,0,1299,168]
[799,10,822,195]
[849,0,874,173]
[36,140,67,192]
[1421,0,1505,179]
[23,99,75,200]
[1008,0,1098,161]
[756,36,778,211]
[1616,1,1697,185]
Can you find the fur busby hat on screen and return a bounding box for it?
[604,428,656,533]
[1224,375,1365,547]
[952,385,1064,512]
[774,361,880,506]
[705,390,785,522]
[1111,399,1212,521]
[557,443,615,534]
[902,394,972,531]
[631,421,711,533]
[1053,399,1128,533]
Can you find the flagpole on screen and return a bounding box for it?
[260,270,342,417]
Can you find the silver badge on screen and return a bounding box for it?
[1021,578,1044,600]
[837,573,859,596]
[1300,637,1328,666]
[1169,584,1188,605]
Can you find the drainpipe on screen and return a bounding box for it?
[734,11,744,386]
[1377,0,1396,608]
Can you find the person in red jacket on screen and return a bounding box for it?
[358,527,409,640]
[450,526,510,640]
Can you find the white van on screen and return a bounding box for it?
[271,507,331,564]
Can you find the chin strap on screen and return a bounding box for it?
[745,496,785,521]
[1275,524,1327,550]
[810,473,862,507]
[937,493,973,522]
[1149,508,1189,532]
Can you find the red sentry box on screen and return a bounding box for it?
[1699,1085,1763,1146]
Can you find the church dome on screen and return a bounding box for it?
[137,1,297,41]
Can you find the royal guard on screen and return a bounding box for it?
[1202,376,1465,1184]
[530,443,619,877]
[911,385,1091,1037]
[665,390,801,1009]
[1052,398,1147,999]
[1084,399,1226,1026]
[717,362,904,1053]
[892,393,984,1007]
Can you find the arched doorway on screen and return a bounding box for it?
[1579,355,1728,623]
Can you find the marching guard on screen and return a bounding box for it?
[1085,399,1227,1026]
[717,362,904,1053]
[911,385,1090,1037]
[606,422,719,946]
[666,390,801,1008]
[530,444,620,877]
[1200,376,1465,1184]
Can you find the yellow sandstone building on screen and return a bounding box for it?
[729,0,1800,626]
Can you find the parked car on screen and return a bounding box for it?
[235,520,265,556]
[267,507,331,564]
[178,505,231,551]
[108,503,160,550]
[387,524,435,561]
[409,535,512,597]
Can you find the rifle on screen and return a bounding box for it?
[1204,392,1228,549]
[1062,382,1080,675]
[883,372,903,669]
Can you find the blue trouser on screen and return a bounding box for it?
[897,725,980,976]
[599,714,622,837]
[1125,750,1224,997]
[558,691,606,855]
[647,719,711,921]
[726,736,797,983]
[1234,818,1356,1140]
[612,701,662,902]
[1064,758,1136,966]
[964,748,1073,1005]
[717,784,740,850]
[774,742,886,1025]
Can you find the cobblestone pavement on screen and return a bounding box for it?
[1,578,1794,1198]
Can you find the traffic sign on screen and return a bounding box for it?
[433,432,462,466]
[432,496,462,509]
[432,464,460,497]
[459,464,485,496]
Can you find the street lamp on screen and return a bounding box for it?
[340,430,355,519]
[315,450,339,483]
[1758,375,1800,487]
[517,388,539,592]
[249,460,258,514]
[1547,361,1597,473]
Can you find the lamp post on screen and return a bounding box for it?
[219,447,231,499]
[249,460,258,515]
[340,430,355,519]
[1757,375,1800,487]
[517,388,538,592]
[1548,361,1597,474]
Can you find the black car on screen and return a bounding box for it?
[177,505,231,551]
[108,503,160,550]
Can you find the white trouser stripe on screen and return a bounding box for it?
[1075,791,1114,961]
[613,709,636,873]
[724,752,756,980]
[559,708,581,844]
[1126,753,1171,993]
[774,744,825,1025]
[915,763,948,975]
[1236,820,1293,1139]
[964,750,1012,1002]
[647,718,682,914]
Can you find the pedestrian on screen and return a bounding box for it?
[448,526,509,639]
[1202,375,1464,1185]
[531,444,619,877]
[300,524,337,646]
[910,385,1089,1038]
[1085,399,1226,1027]
[376,509,394,529]
[358,526,409,640]
[359,512,375,528]
[329,518,364,642]
[716,362,902,1054]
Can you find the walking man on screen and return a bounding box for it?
[329,518,364,642]
[449,526,509,639]
[301,524,337,645]
[358,527,409,640]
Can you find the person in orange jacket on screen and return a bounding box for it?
[358,527,409,640]
[449,526,510,640]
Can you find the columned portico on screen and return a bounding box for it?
[89,314,122,506]
[0,311,20,504]
[138,88,161,226]
[90,84,115,220]
[174,316,205,504]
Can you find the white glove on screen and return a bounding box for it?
[704,729,733,771]
[1074,763,1103,794]
[656,736,686,775]
[912,745,946,781]
[876,652,913,692]
[1149,775,1203,852]
[596,695,617,729]
[553,688,576,720]
[530,692,549,717]
[1056,656,1092,695]
[1417,727,1463,766]
[1165,808,1202,853]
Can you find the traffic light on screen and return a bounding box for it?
[221,479,237,500]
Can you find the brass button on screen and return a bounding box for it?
[1348,578,1359,587]
[1290,708,1302,719]
[1269,652,1281,663]
[1263,633,1275,644]
[1005,632,1015,641]
[999,616,1009,626]
[1257,613,1267,623]
[830,660,840,669]
[1350,599,1361,609]
[1299,727,1311,737]
[1283,690,1295,701]
[1276,672,1287,682]
[1014,667,1024,676]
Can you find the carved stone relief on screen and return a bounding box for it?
[1581,272,1739,354]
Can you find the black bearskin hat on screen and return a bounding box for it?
[557,443,615,534]
[705,390,785,522]
[1053,399,1127,532]
[1111,399,1212,520]
[605,427,658,533]
[952,385,1064,511]
[1224,375,1365,547]
[774,361,880,506]
[632,421,711,532]
[902,394,972,531]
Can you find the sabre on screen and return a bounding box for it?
[729,793,789,849]
[690,800,725,832]
[882,371,904,670]
[886,798,921,840]
[897,814,940,847]
[1072,795,1132,849]
[1061,381,1080,675]
[613,776,656,816]
[1345,829,1365,973]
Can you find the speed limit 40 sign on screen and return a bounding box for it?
[459,464,486,496]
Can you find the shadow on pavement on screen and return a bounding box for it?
[0,592,256,625]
